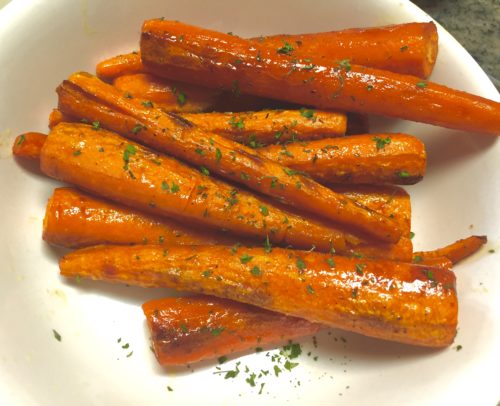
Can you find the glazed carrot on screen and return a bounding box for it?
[16,124,421,187]
[60,245,458,347]
[140,20,500,135]
[255,22,438,79]
[259,133,426,185]
[182,109,346,144]
[96,52,143,80]
[12,132,46,159]
[50,105,347,145]
[413,235,487,265]
[113,73,221,113]
[43,187,235,248]
[40,122,365,253]
[58,73,402,243]
[41,185,412,260]
[98,22,437,80]
[143,295,321,366]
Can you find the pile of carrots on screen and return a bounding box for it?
[13,19,498,367]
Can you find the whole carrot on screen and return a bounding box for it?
[97,22,437,80]
[40,122,361,252]
[143,295,321,366]
[60,245,458,347]
[58,73,402,243]
[42,186,412,260]
[43,187,235,248]
[140,19,500,135]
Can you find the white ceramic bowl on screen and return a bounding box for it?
[0,0,498,405]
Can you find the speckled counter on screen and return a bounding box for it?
[414,0,499,81]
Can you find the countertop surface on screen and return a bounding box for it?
[414,0,499,82]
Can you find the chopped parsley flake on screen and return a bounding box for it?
[141,100,154,108]
[131,124,144,134]
[355,263,366,275]
[215,148,222,163]
[259,205,269,216]
[52,329,62,342]
[296,257,306,271]
[240,253,254,264]
[92,121,101,131]
[122,144,137,170]
[299,108,315,121]
[400,45,408,52]
[250,266,262,276]
[199,166,210,176]
[397,170,410,178]
[416,81,427,89]
[229,116,245,129]
[210,327,225,336]
[373,136,391,150]
[306,285,315,295]
[277,42,294,55]
[338,59,351,72]
[326,257,335,267]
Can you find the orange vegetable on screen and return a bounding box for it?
[259,133,426,185]
[40,122,364,253]
[143,295,321,366]
[12,132,46,159]
[42,185,412,260]
[413,235,487,265]
[48,106,347,145]
[57,73,402,243]
[43,187,234,248]
[97,22,438,80]
[60,245,458,347]
[140,19,500,135]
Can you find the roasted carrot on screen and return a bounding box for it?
[182,109,346,144]
[413,235,487,265]
[143,295,321,366]
[49,105,347,145]
[96,52,143,80]
[40,122,368,253]
[17,124,422,186]
[113,73,222,113]
[259,133,426,185]
[42,185,412,260]
[60,245,457,347]
[57,73,402,243]
[12,132,46,159]
[140,20,500,135]
[43,187,235,248]
[255,22,438,79]
[97,22,437,80]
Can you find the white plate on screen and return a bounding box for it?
[0,0,499,405]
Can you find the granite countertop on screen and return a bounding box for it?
[414,0,499,84]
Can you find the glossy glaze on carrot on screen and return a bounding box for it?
[40,122,368,252]
[140,19,500,135]
[43,187,235,248]
[60,245,457,347]
[259,133,426,185]
[143,295,321,366]
[42,185,412,260]
[57,73,402,243]
[97,22,437,80]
